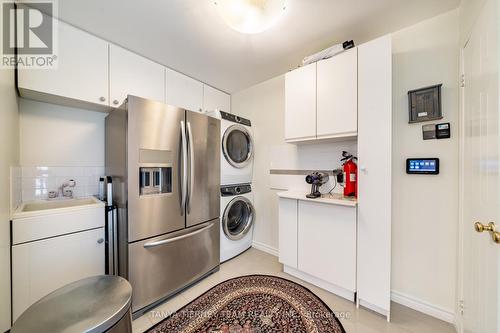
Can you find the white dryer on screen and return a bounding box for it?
[220,184,255,262]
[208,110,254,186]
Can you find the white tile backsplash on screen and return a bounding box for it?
[16,166,104,203]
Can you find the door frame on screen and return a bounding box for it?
[456,41,467,333]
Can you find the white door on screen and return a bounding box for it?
[109,44,165,106]
[203,85,231,113]
[166,69,203,112]
[285,63,317,141]
[12,228,105,321]
[460,0,499,332]
[317,48,358,139]
[18,18,109,106]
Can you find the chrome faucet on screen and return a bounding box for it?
[59,179,76,198]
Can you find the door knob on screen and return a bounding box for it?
[474,222,500,244]
[474,222,495,233]
[97,238,104,244]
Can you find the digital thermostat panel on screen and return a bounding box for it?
[406,158,439,175]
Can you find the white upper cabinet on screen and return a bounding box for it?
[203,85,231,113]
[165,69,203,112]
[317,48,358,139]
[18,19,109,106]
[285,63,317,142]
[109,44,165,106]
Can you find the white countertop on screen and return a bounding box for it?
[277,191,357,207]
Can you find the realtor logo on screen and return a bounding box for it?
[1,0,58,69]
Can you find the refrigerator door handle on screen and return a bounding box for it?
[187,121,194,214]
[180,120,188,216]
[106,208,114,274]
[112,207,118,275]
[143,222,214,248]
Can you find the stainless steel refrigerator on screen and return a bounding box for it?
[105,96,220,316]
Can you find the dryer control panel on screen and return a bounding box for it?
[220,111,252,126]
[221,184,252,196]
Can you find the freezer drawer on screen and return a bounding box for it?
[128,219,219,313]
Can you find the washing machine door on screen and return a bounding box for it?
[222,196,254,240]
[222,124,253,168]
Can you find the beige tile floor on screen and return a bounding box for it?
[133,248,456,333]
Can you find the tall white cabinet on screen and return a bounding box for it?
[357,35,392,320]
[279,35,392,321]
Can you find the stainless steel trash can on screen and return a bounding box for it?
[12,275,132,333]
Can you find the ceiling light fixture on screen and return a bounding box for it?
[214,0,286,34]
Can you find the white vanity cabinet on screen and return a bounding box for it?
[11,200,105,321]
[12,228,105,320]
[18,18,109,108]
[166,69,204,112]
[109,44,165,106]
[203,85,231,113]
[278,192,357,301]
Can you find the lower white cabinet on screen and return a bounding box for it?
[278,195,357,301]
[278,198,298,268]
[12,228,105,321]
[298,201,356,295]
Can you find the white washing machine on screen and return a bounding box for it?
[220,184,255,262]
[208,110,254,186]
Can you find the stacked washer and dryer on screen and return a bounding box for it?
[209,110,255,262]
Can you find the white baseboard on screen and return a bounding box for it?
[251,241,278,257]
[391,290,456,324]
[284,265,355,302]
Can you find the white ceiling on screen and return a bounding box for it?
[54,0,460,93]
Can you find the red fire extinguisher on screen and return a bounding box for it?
[341,151,358,197]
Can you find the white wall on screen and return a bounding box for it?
[392,9,459,317]
[232,75,358,253]
[459,0,487,46]
[0,67,19,330]
[19,99,106,167]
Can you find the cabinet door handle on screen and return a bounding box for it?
[113,100,119,105]
[97,238,104,244]
[99,96,106,102]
